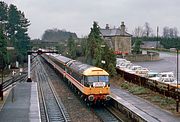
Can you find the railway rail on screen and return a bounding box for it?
[41,55,129,122]
[35,57,70,122]
[40,53,180,122]
[93,106,123,122]
[1,73,27,92]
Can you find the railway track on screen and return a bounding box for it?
[35,57,70,122]
[40,56,128,122]
[93,106,121,122]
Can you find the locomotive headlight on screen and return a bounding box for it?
[88,95,94,101]
[105,95,111,101]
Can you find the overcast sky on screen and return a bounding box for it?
[5,0,180,39]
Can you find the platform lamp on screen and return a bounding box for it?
[176,48,179,112]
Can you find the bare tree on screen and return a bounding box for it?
[169,28,174,38]
[173,27,178,37]
[143,22,153,37]
[163,26,169,37]
[133,26,144,37]
[163,26,178,38]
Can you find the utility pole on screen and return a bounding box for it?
[176,49,179,112]
[156,26,159,49]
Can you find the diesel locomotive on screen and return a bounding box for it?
[42,54,111,103]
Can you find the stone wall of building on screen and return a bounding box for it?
[112,36,132,54]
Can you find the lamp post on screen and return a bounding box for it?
[101,44,106,66]
[176,49,179,112]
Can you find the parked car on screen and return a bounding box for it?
[158,72,176,84]
[116,58,127,67]
[124,65,142,74]
[117,61,131,71]
[148,71,159,80]
[135,68,149,77]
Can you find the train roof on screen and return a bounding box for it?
[83,67,109,76]
[49,54,109,76]
[52,54,72,65]
[68,61,109,76]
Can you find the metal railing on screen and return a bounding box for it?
[0,73,27,100]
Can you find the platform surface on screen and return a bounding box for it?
[111,85,180,122]
[0,82,40,122]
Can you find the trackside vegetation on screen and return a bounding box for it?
[0,1,30,68]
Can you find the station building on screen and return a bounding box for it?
[100,22,132,55]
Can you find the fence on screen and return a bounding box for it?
[116,68,180,100]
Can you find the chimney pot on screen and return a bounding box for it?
[121,21,125,35]
[105,24,109,29]
[121,21,124,25]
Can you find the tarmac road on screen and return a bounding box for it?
[133,51,180,79]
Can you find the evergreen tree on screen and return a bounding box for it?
[7,4,30,63]
[55,44,66,54]
[16,11,30,63]
[0,1,8,22]
[86,22,116,76]
[133,39,142,54]
[7,4,20,40]
[0,1,8,34]
[67,36,76,59]
[86,21,103,65]
[101,43,116,76]
[0,2,31,66]
[0,24,7,68]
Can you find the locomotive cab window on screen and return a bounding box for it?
[86,76,109,82]
[99,76,109,82]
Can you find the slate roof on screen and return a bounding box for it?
[100,28,132,37]
[141,41,160,48]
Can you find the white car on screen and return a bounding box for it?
[158,72,176,84]
[116,58,127,67]
[150,72,177,84]
[148,71,159,80]
[124,65,142,74]
[135,68,149,77]
[117,61,131,71]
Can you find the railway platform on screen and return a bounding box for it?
[111,85,180,122]
[0,82,40,122]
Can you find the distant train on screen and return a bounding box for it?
[42,54,111,103]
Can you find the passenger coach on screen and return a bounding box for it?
[43,54,111,103]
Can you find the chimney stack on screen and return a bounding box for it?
[121,22,125,35]
[105,24,109,29]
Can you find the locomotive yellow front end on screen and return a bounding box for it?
[83,67,111,102]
